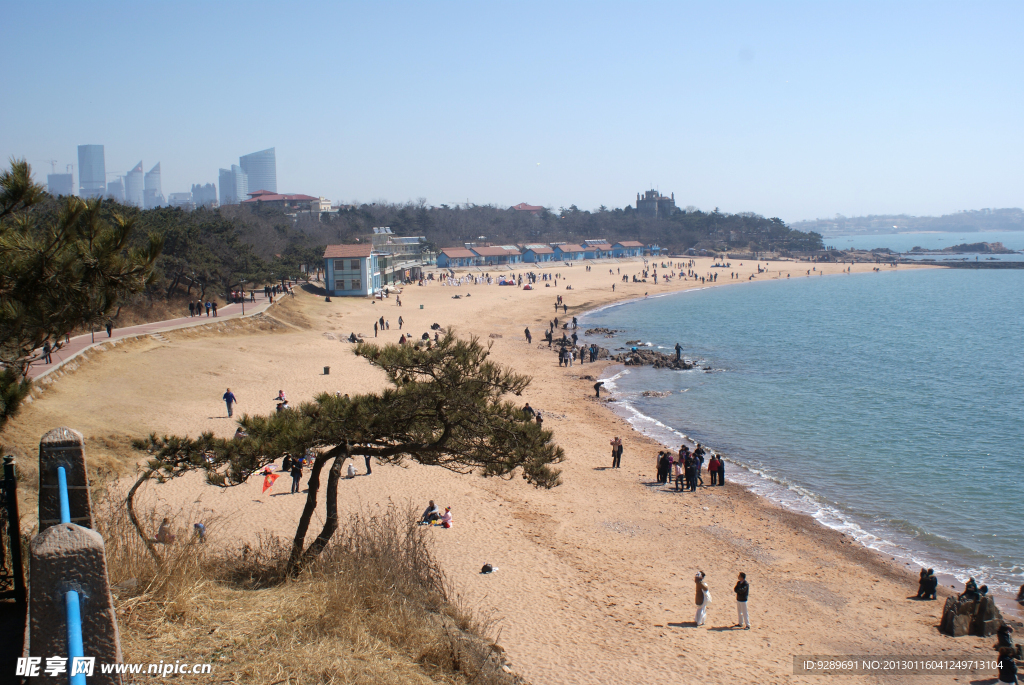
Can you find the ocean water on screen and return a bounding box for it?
[582,268,1024,593]
[832,230,1024,261]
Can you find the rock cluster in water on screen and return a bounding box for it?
[610,349,695,370]
[584,327,620,336]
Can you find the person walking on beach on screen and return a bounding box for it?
[611,437,623,468]
[374,321,378,337]
[398,316,404,330]
[695,572,710,627]
[223,388,237,417]
[524,326,532,344]
[734,572,750,629]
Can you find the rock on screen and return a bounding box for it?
[610,349,694,370]
[488,333,503,338]
[641,390,672,397]
[940,595,1003,637]
[584,327,620,335]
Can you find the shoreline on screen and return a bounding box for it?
[573,273,1023,623]
[8,254,1019,684]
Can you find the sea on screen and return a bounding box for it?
[582,232,1024,598]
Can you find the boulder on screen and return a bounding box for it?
[940,595,1003,637]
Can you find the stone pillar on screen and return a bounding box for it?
[28,523,122,683]
[38,427,93,532]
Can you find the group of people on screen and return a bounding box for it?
[419,501,453,528]
[693,571,752,629]
[655,443,725,490]
[188,300,217,317]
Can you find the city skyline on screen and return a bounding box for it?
[4,2,1022,222]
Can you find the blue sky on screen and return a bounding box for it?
[1,1,1021,221]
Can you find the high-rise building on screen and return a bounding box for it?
[144,162,165,209]
[191,183,217,208]
[77,145,106,198]
[125,162,145,207]
[218,165,248,205]
[239,147,276,194]
[106,177,125,203]
[47,173,74,197]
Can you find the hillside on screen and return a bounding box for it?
[792,208,1024,236]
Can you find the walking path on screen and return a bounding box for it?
[27,291,283,381]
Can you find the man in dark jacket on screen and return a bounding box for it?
[734,572,750,629]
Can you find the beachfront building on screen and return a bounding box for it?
[553,243,585,261]
[323,244,381,297]
[582,240,614,259]
[612,241,645,258]
[436,248,479,269]
[521,244,555,262]
[470,246,522,265]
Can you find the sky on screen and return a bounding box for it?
[1,1,1021,222]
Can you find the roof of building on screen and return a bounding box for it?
[324,244,373,258]
[439,248,478,258]
[614,241,645,248]
[523,245,554,254]
[471,246,518,257]
[511,202,544,212]
[588,243,614,250]
[243,191,319,203]
[554,243,585,252]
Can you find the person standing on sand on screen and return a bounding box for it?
[734,572,750,629]
[695,572,710,626]
[398,316,403,330]
[374,321,378,337]
[364,453,372,475]
[594,381,604,398]
[524,327,532,344]
[611,437,623,468]
[708,455,720,486]
[716,457,725,486]
[290,458,303,493]
[223,388,237,417]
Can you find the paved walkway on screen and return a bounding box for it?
[27,291,284,380]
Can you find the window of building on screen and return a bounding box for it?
[350,259,360,270]
[334,259,344,270]
[352,279,361,291]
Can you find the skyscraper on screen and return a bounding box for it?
[106,177,125,203]
[191,183,217,208]
[239,147,276,194]
[218,165,248,205]
[125,162,144,207]
[144,162,165,209]
[47,173,74,197]
[77,145,106,198]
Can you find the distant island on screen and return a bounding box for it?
[792,208,1024,237]
[909,241,1017,254]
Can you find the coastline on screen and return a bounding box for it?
[6,255,1016,684]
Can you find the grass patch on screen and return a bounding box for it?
[97,486,522,684]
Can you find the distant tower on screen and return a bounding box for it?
[144,162,165,209]
[635,189,677,218]
[124,162,144,207]
[106,177,125,203]
[218,165,248,205]
[239,147,276,194]
[77,145,106,198]
[47,173,74,197]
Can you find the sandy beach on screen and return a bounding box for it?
[3,256,1010,684]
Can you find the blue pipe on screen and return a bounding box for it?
[65,590,85,685]
[57,466,70,524]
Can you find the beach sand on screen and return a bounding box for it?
[2,257,1007,684]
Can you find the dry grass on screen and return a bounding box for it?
[96,487,522,684]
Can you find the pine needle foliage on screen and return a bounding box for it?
[0,159,163,428]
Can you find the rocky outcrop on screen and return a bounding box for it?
[610,349,695,370]
[641,390,672,397]
[939,595,1002,637]
[584,327,620,336]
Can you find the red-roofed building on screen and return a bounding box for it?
[612,241,645,257]
[323,244,381,296]
[436,248,479,269]
[244,190,331,214]
[521,244,555,262]
[553,244,585,261]
[511,202,544,215]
